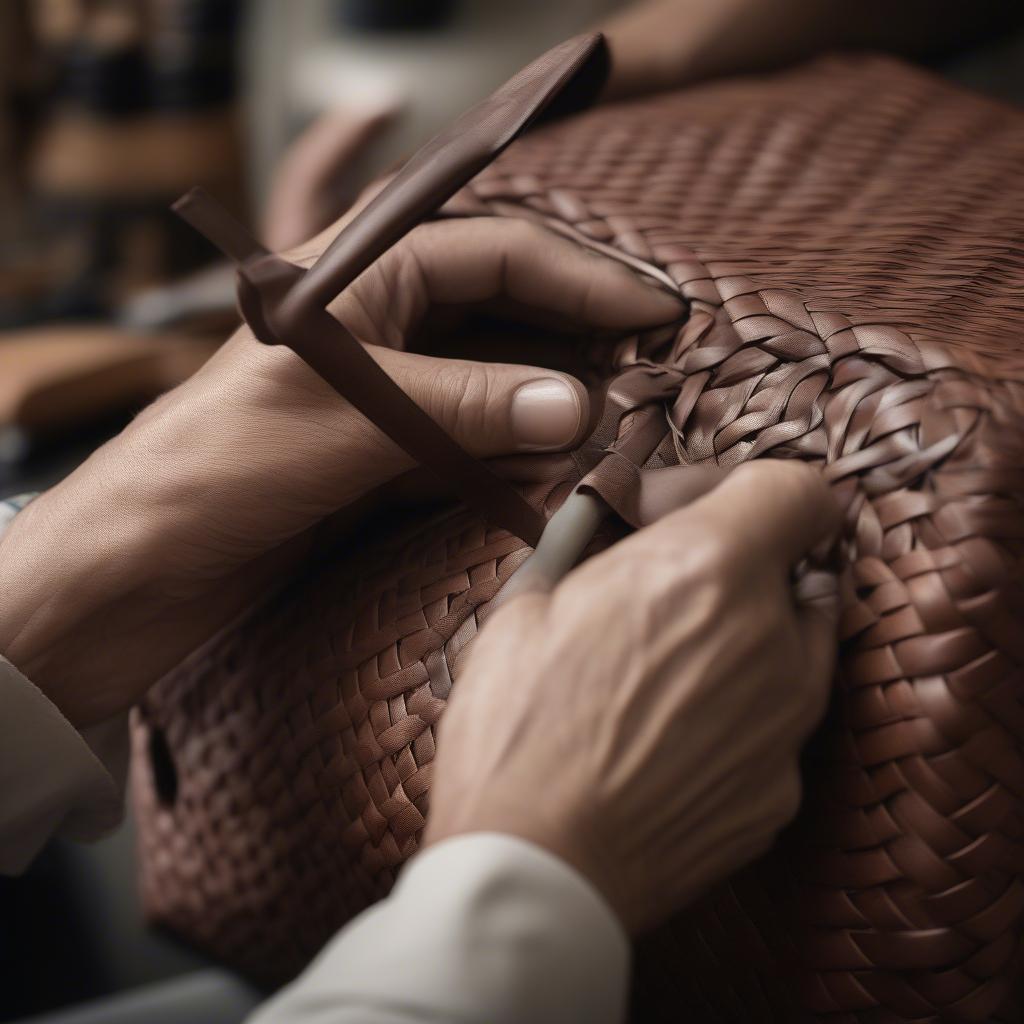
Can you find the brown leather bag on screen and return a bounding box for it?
[132,38,1024,1023]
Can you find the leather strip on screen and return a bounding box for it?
[579,453,729,529]
[174,34,612,548]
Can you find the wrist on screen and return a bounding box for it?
[424,793,632,931]
[0,480,160,723]
[0,386,215,721]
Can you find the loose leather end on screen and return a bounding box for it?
[172,187,268,266]
[530,34,610,129]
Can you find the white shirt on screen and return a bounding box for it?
[0,502,629,1024]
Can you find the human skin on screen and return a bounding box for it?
[0,213,683,728]
[599,0,1023,102]
[0,185,841,937]
[426,460,841,931]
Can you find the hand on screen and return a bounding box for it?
[597,0,1010,103]
[424,460,841,932]
[0,216,683,727]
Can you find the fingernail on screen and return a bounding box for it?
[510,377,583,451]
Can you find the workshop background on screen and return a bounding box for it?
[1,1,1023,1021]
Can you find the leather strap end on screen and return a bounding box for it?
[172,187,269,266]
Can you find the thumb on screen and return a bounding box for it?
[372,345,590,458]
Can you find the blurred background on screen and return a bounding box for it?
[0,0,624,503]
[1,1,1023,1021]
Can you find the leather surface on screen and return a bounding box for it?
[133,56,1024,1021]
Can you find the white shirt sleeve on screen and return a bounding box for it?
[249,832,630,1024]
[0,655,127,874]
[0,650,631,1023]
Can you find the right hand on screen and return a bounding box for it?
[424,460,841,932]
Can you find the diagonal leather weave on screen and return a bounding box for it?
[133,55,1024,1022]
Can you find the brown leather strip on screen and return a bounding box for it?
[176,189,549,546]
[281,34,610,319]
[174,35,611,547]
[173,187,268,264]
[579,452,729,529]
[264,297,550,547]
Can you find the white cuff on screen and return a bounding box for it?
[0,655,126,874]
[251,832,629,1024]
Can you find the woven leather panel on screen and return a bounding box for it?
[135,502,538,973]
[133,56,1024,1020]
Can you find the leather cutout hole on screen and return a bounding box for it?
[148,727,178,808]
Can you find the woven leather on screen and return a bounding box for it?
[133,55,1024,1022]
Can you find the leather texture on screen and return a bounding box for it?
[133,55,1024,1022]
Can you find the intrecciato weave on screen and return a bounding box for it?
[133,55,1024,1022]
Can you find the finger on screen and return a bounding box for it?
[264,106,400,251]
[682,460,841,571]
[560,463,730,583]
[372,345,589,457]
[368,217,686,330]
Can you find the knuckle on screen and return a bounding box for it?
[731,459,838,538]
[579,543,643,600]
[636,556,688,605]
[618,514,744,610]
[578,541,677,620]
[428,360,484,423]
[733,457,793,489]
[508,219,562,270]
[633,541,730,617]
[416,218,468,256]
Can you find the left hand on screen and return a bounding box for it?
[426,461,840,931]
[0,212,683,727]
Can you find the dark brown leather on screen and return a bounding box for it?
[173,33,610,548]
[133,52,1024,1023]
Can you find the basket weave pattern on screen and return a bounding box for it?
[134,57,1024,1021]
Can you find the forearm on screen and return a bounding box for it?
[0,501,127,872]
[0,428,207,727]
[0,473,150,688]
[0,463,315,729]
[600,0,1024,101]
[0,328,361,727]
